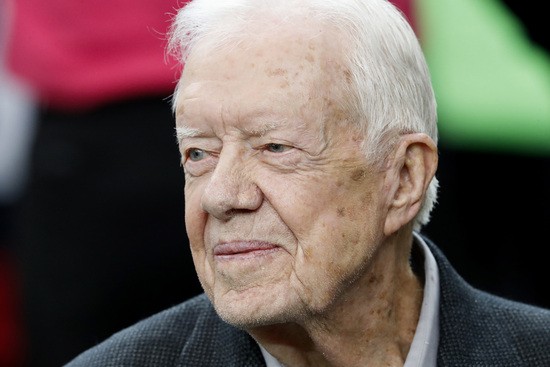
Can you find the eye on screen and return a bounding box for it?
[187,148,207,162]
[265,143,292,153]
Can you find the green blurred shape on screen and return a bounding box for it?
[417,0,550,155]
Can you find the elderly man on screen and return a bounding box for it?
[65,0,550,366]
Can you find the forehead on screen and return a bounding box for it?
[175,23,350,120]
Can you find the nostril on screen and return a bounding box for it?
[199,150,264,218]
[225,209,237,217]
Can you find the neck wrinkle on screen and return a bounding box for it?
[250,232,422,367]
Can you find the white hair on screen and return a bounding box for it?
[167,0,439,231]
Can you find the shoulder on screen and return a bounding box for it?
[63,294,264,367]
[63,294,214,366]
[441,284,550,366]
[421,235,550,366]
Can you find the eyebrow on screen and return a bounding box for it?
[175,122,277,144]
[240,113,308,137]
[240,120,281,137]
[175,116,306,144]
[175,126,203,145]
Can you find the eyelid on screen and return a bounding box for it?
[185,147,207,162]
[182,147,219,177]
[180,136,221,159]
[264,143,293,153]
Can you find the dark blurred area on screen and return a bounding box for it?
[12,98,203,367]
[0,0,548,367]
[1,1,202,366]
[423,149,550,309]
[418,0,550,311]
[501,0,547,50]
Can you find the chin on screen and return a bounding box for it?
[210,286,306,329]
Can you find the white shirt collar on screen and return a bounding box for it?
[259,233,440,367]
[404,232,440,367]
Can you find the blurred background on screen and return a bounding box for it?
[0,0,548,366]
[1,1,202,366]
[416,0,550,311]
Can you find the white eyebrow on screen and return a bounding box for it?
[175,126,203,145]
[242,121,279,137]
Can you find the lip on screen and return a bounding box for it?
[213,241,281,260]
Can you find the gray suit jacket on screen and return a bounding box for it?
[65,236,550,366]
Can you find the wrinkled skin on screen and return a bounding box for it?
[175,22,437,367]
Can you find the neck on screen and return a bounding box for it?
[249,231,423,367]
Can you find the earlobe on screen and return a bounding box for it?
[384,134,438,235]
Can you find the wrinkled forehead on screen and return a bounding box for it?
[174,20,352,118]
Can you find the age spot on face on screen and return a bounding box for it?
[361,192,373,205]
[266,67,288,77]
[351,168,367,182]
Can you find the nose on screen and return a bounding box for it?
[201,147,263,220]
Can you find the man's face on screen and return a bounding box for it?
[176,27,390,327]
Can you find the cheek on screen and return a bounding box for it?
[184,182,207,253]
[294,187,382,276]
[285,216,373,311]
[310,213,368,266]
[184,183,213,293]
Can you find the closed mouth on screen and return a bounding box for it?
[213,241,281,259]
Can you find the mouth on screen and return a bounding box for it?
[213,241,281,260]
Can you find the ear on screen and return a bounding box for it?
[384,133,438,236]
